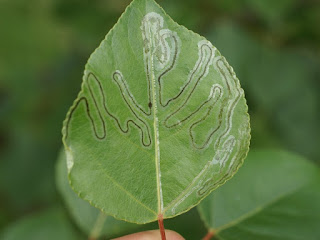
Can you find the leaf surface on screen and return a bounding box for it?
[57,149,208,239]
[62,0,250,223]
[198,149,320,239]
[55,149,141,238]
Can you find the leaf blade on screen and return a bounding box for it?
[56,149,142,238]
[62,0,250,223]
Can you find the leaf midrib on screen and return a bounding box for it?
[149,31,163,215]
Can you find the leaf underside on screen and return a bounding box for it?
[55,149,141,238]
[62,0,250,223]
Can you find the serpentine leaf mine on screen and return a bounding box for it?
[62,0,250,224]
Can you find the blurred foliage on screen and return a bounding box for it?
[198,150,320,239]
[0,0,319,238]
[0,207,82,240]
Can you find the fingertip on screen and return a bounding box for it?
[165,229,185,240]
[112,229,184,240]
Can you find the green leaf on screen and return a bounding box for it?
[0,208,81,240]
[62,0,250,223]
[55,149,142,238]
[197,149,320,239]
[57,148,208,239]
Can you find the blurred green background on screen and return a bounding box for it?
[0,0,319,238]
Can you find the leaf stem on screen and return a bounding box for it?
[158,214,166,240]
[203,230,215,240]
[88,212,107,240]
